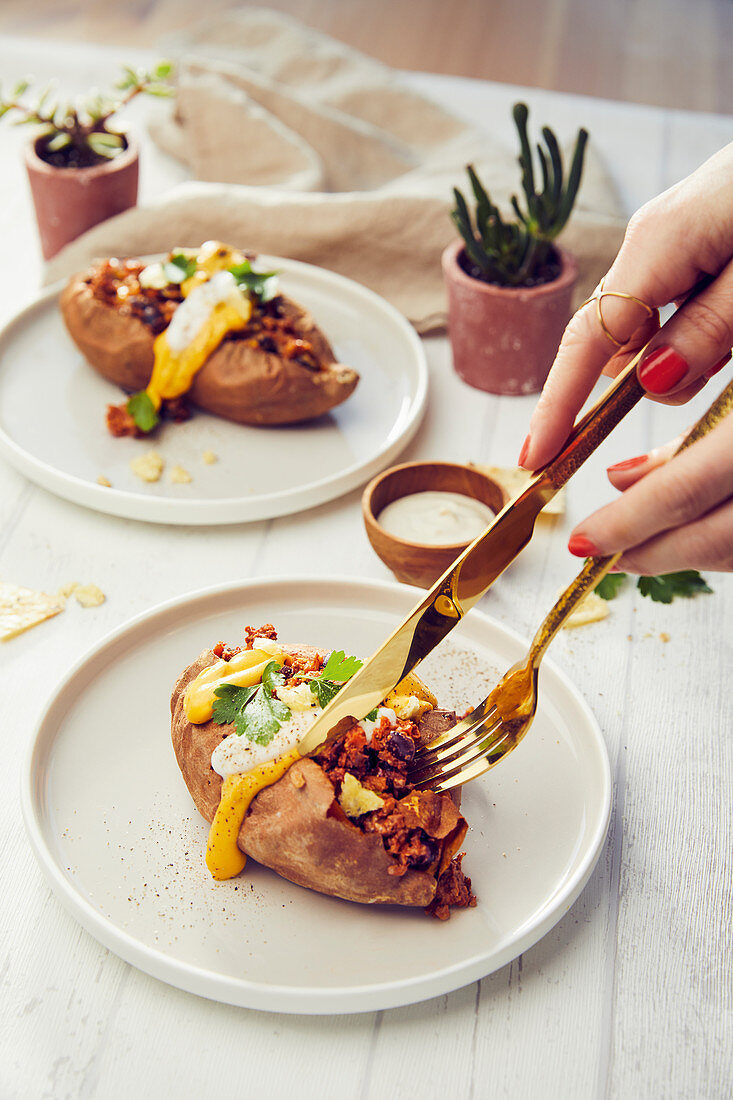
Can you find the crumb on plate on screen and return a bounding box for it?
[202,450,218,465]
[97,475,112,488]
[130,451,164,483]
[74,584,106,608]
[170,464,193,484]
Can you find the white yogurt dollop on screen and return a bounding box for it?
[358,706,397,740]
[211,709,319,777]
[166,271,249,352]
[378,491,494,545]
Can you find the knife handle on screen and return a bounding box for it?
[534,345,647,492]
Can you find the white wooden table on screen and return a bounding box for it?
[1,38,731,1100]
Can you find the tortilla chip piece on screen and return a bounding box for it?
[473,464,566,516]
[563,591,609,629]
[0,582,65,641]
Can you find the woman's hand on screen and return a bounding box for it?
[519,143,733,574]
[566,414,733,573]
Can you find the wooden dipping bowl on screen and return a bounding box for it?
[362,461,506,588]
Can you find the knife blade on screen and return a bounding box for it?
[296,472,553,754]
[297,344,652,757]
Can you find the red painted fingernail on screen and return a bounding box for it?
[568,534,600,557]
[607,454,648,473]
[705,352,731,379]
[638,346,689,394]
[518,435,531,468]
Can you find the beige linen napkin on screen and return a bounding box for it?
[47,8,627,331]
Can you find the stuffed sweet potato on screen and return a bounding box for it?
[60,243,359,434]
[170,627,476,918]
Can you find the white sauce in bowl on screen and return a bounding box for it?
[377,491,494,545]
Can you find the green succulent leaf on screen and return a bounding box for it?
[451,103,588,285]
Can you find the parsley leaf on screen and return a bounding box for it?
[126,390,159,433]
[594,572,627,600]
[212,682,259,727]
[309,677,342,709]
[212,660,291,745]
[318,651,363,681]
[162,253,197,284]
[229,259,279,302]
[308,650,363,709]
[637,570,713,604]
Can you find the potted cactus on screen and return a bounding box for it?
[443,103,588,395]
[1,61,173,259]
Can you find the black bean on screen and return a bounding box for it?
[387,731,416,761]
[409,837,440,869]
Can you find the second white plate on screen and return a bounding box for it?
[0,258,427,524]
[23,576,611,1014]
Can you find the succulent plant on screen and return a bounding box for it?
[452,103,588,287]
[0,61,174,167]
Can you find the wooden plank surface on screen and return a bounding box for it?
[0,37,731,1100]
[0,0,731,115]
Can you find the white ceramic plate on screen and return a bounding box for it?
[0,259,426,524]
[22,577,611,1015]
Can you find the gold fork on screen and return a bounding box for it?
[409,375,733,793]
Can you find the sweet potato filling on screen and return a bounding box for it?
[314,706,476,919]
[213,627,477,919]
[88,261,321,369]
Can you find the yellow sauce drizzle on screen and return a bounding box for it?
[206,748,301,880]
[183,643,284,725]
[144,241,251,410]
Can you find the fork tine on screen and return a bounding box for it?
[416,751,496,793]
[414,707,502,769]
[410,719,512,786]
[412,722,518,790]
[414,704,499,762]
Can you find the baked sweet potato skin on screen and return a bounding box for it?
[60,276,153,392]
[170,648,462,906]
[60,273,359,424]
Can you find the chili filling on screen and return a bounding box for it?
[214,628,476,919]
[87,262,322,370]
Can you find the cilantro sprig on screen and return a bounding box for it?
[162,252,197,284]
[212,660,291,745]
[126,390,159,433]
[637,570,713,604]
[229,259,279,302]
[308,650,361,708]
[307,650,379,721]
[594,572,626,600]
[592,565,712,604]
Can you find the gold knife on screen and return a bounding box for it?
[298,343,653,755]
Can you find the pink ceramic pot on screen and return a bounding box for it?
[25,134,139,260]
[442,238,578,396]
